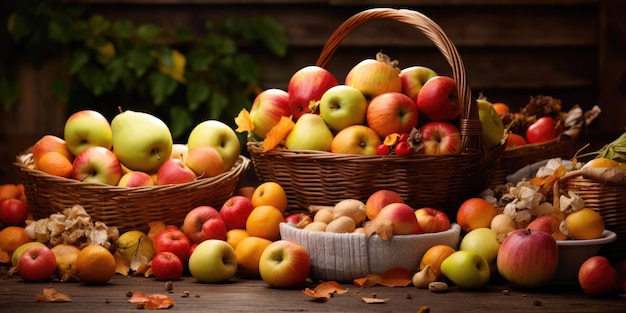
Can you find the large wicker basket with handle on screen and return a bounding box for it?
[248,8,504,218]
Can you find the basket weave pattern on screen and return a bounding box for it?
[15,149,250,232]
[249,8,504,217]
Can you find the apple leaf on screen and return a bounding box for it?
[353,274,380,288]
[234,109,254,133]
[35,288,72,303]
[363,219,393,241]
[303,281,348,300]
[263,116,294,152]
[377,268,412,287]
[115,254,130,276]
[129,291,175,309]
[148,221,168,242]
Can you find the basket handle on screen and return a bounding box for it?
[315,8,483,155]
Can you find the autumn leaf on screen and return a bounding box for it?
[263,116,294,152]
[35,288,72,302]
[148,221,167,242]
[129,291,175,309]
[234,109,254,133]
[353,274,381,288]
[378,268,412,287]
[359,296,389,304]
[115,254,130,276]
[363,219,394,241]
[303,281,348,300]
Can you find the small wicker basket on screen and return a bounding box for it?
[248,8,503,218]
[15,148,250,233]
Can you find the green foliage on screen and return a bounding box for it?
[1,0,288,142]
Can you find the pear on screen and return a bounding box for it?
[285,113,334,151]
[111,110,173,173]
[116,230,155,272]
[477,99,505,149]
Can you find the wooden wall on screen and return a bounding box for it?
[2,0,625,184]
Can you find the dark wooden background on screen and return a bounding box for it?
[1,0,625,184]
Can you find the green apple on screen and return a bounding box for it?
[188,239,238,283]
[459,227,501,272]
[330,125,382,155]
[399,65,438,101]
[477,99,505,148]
[319,85,368,132]
[187,120,240,171]
[11,242,46,267]
[64,110,113,156]
[285,113,334,151]
[111,110,173,173]
[440,250,491,289]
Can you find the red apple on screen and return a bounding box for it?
[525,116,564,144]
[249,88,291,139]
[416,76,460,121]
[400,65,438,101]
[330,125,382,155]
[578,256,620,297]
[71,146,123,185]
[258,240,311,288]
[185,146,225,178]
[366,92,419,138]
[288,66,339,120]
[419,121,462,155]
[151,251,184,281]
[365,189,405,221]
[153,228,192,265]
[526,215,560,235]
[344,52,402,101]
[414,207,451,233]
[219,195,255,230]
[32,134,74,167]
[183,205,228,243]
[117,171,155,187]
[0,198,30,226]
[156,158,196,185]
[169,143,189,162]
[17,246,57,282]
[497,229,559,288]
[375,202,424,235]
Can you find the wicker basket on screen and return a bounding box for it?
[15,148,250,233]
[248,8,503,218]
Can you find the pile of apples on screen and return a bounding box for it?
[29,109,241,187]
[242,52,505,155]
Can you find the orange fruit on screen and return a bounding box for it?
[16,184,27,203]
[234,236,272,277]
[74,244,116,284]
[565,208,605,240]
[245,205,285,241]
[456,198,498,233]
[0,184,22,200]
[37,151,74,178]
[251,182,288,213]
[226,228,250,250]
[492,103,509,116]
[419,244,455,279]
[0,226,34,253]
[505,133,528,148]
[583,158,620,169]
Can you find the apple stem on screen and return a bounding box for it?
[153,149,161,161]
[117,106,123,114]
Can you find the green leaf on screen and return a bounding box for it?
[69,49,90,75]
[169,106,194,140]
[87,15,110,36]
[136,23,161,40]
[175,27,194,42]
[48,19,70,43]
[77,65,112,96]
[7,13,32,42]
[208,90,228,119]
[49,78,69,103]
[254,16,289,57]
[112,20,134,38]
[148,71,177,105]
[187,48,215,72]
[126,47,153,77]
[105,56,127,84]
[152,46,172,69]
[186,78,209,111]
[231,53,259,84]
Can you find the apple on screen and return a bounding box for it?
[526,116,563,144]
[414,207,451,233]
[186,146,225,178]
[249,88,292,138]
[318,85,368,132]
[285,113,334,151]
[156,158,196,185]
[183,205,228,243]
[374,202,423,236]
[0,198,30,226]
[497,229,559,288]
[344,52,402,101]
[32,134,74,167]
[259,240,311,288]
[71,146,123,185]
[416,76,460,121]
[111,109,173,173]
[64,109,113,156]
[526,215,560,236]
[169,143,189,162]
[365,189,405,221]
[189,239,238,283]
[578,256,620,297]
[366,92,419,138]
[476,98,505,148]
[117,171,155,187]
[418,121,462,155]
[187,120,240,171]
[153,227,192,265]
[220,195,255,230]
[287,66,339,120]
[440,250,491,289]
[11,241,47,267]
[151,251,184,281]
[330,125,382,155]
[459,227,501,272]
[17,246,57,282]
[399,65,438,101]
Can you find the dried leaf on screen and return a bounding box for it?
[303,281,348,300]
[353,274,381,288]
[363,219,393,241]
[378,268,413,287]
[234,109,254,133]
[115,254,130,276]
[148,221,167,242]
[35,288,72,302]
[360,296,389,304]
[129,291,174,309]
[262,116,294,152]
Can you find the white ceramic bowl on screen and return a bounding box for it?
[552,230,617,284]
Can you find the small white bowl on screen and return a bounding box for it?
[552,230,617,284]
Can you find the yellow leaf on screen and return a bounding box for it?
[235,109,254,133]
[378,268,413,287]
[360,296,389,304]
[303,281,348,300]
[263,116,294,152]
[155,49,186,83]
[115,254,130,276]
[35,288,72,302]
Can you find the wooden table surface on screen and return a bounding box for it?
[2,269,625,313]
